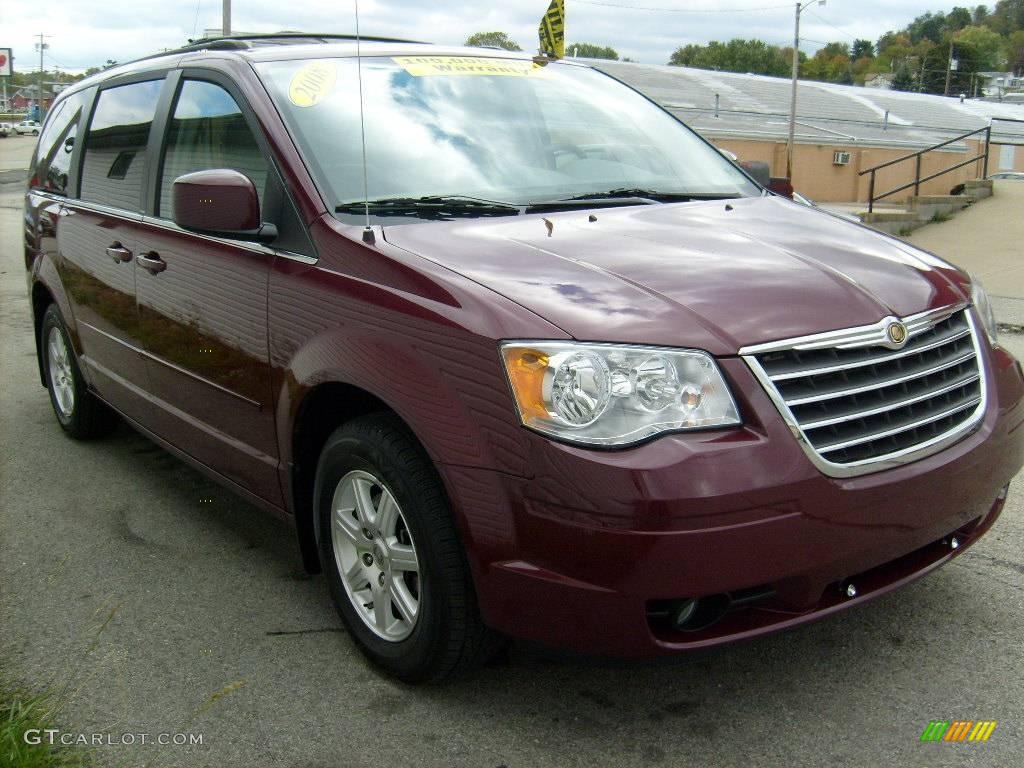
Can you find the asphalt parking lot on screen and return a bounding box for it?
[1,134,1022,768]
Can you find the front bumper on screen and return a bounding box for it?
[440,343,1024,656]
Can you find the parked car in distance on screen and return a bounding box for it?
[14,120,41,135]
[989,171,1024,180]
[24,35,1024,683]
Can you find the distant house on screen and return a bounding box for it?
[11,84,54,110]
[977,72,1024,98]
[864,73,894,90]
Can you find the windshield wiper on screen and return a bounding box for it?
[335,195,522,218]
[525,189,741,212]
[563,189,741,203]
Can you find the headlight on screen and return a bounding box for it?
[500,342,741,446]
[971,276,998,344]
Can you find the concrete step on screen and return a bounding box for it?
[858,210,923,236]
[907,195,973,222]
[964,179,994,201]
[840,178,991,237]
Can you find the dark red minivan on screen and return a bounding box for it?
[24,35,1024,682]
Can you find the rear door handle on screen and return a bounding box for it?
[137,251,167,274]
[105,242,132,264]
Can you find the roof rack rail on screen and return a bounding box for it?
[89,32,432,74]
[179,32,428,51]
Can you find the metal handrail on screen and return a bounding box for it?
[858,126,992,212]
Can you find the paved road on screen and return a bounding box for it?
[1,136,1022,767]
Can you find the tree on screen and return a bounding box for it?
[463,31,522,51]
[566,43,619,60]
[668,39,791,77]
[908,12,949,44]
[892,62,916,91]
[1009,29,1024,74]
[851,39,875,59]
[956,25,1007,71]
[984,0,1024,35]
[948,6,974,31]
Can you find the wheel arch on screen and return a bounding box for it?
[290,381,442,574]
[31,281,56,387]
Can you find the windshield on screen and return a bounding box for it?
[256,55,760,220]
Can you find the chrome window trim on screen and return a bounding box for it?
[740,306,988,479]
[140,214,319,264]
[49,196,316,264]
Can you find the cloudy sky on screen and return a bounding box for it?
[1,0,979,74]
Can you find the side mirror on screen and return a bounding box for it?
[172,169,277,243]
[768,177,795,199]
[738,160,771,187]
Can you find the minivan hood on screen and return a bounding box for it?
[383,197,968,355]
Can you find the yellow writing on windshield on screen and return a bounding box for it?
[392,56,545,77]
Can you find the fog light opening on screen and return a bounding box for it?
[844,583,858,599]
[950,536,961,550]
[669,594,731,632]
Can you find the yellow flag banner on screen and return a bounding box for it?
[538,0,565,59]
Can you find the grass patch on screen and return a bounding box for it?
[0,603,119,768]
[930,211,953,223]
[0,679,89,768]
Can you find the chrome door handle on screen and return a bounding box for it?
[105,243,132,263]
[137,251,167,274]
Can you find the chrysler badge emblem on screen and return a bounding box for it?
[887,321,908,347]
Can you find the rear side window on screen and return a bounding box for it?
[80,80,163,212]
[31,90,89,196]
[158,80,268,218]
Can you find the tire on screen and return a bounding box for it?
[40,304,118,439]
[32,130,39,136]
[315,414,501,682]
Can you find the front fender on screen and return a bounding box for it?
[270,218,569,477]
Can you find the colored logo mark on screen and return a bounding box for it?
[920,720,997,742]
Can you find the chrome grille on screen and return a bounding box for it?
[741,306,986,477]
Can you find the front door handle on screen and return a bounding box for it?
[105,242,132,264]
[137,252,167,275]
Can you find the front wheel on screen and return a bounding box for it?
[315,414,501,682]
[32,129,39,136]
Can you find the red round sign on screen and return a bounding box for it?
[0,53,7,68]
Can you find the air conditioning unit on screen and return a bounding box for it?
[833,151,852,166]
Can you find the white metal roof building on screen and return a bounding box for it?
[590,60,1024,151]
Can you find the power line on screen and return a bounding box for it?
[573,0,792,13]
[804,9,860,43]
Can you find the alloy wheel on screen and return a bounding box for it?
[330,469,421,641]
[47,326,75,418]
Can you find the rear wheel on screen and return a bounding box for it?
[41,304,117,439]
[315,414,501,682]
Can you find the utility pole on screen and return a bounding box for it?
[786,0,826,182]
[786,4,801,180]
[944,39,954,97]
[223,0,231,36]
[34,33,50,120]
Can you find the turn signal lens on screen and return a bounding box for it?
[501,347,549,420]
